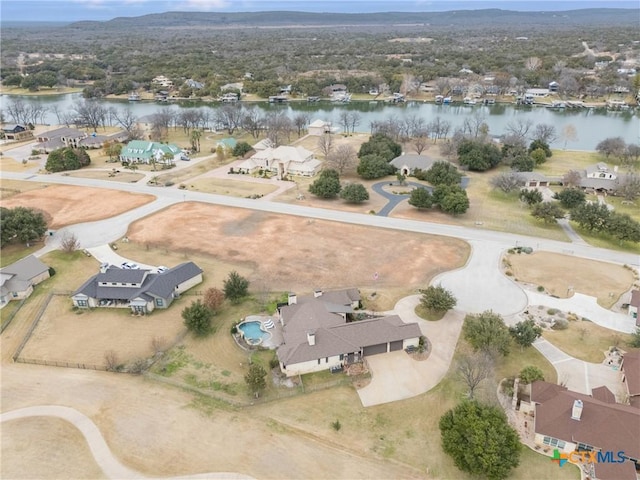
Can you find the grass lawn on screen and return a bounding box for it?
[604,195,640,222]
[571,223,640,254]
[536,149,601,177]
[415,303,446,321]
[542,320,633,363]
[0,86,83,96]
[0,243,42,267]
[186,178,278,197]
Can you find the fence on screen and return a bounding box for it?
[14,357,107,371]
[12,292,54,362]
[0,297,27,334]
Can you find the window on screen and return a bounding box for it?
[155,298,164,307]
[542,437,565,448]
[317,359,321,365]
[132,305,145,313]
[77,300,88,307]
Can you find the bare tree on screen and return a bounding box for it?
[561,124,578,149]
[104,350,120,371]
[505,118,533,143]
[265,111,293,147]
[242,107,264,139]
[73,99,107,132]
[462,112,488,139]
[533,123,557,144]
[326,145,356,174]
[457,350,494,399]
[412,130,430,155]
[525,56,542,71]
[339,111,350,134]
[5,98,28,124]
[562,170,582,188]
[60,232,80,253]
[435,78,451,96]
[113,108,138,134]
[216,104,243,135]
[617,174,640,201]
[490,172,523,193]
[347,112,361,134]
[293,113,310,136]
[151,336,167,354]
[317,133,334,158]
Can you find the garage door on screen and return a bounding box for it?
[389,340,403,352]
[363,343,387,356]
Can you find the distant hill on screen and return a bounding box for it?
[66,8,639,30]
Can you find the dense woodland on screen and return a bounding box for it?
[1,9,638,99]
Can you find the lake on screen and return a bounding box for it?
[3,93,638,151]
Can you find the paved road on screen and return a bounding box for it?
[371,180,426,216]
[5,171,638,267]
[0,406,255,480]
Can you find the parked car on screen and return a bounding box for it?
[121,262,139,270]
[157,266,169,273]
[180,155,190,161]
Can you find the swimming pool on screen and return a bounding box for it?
[238,320,269,345]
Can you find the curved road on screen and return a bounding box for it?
[4,171,638,267]
[0,406,255,480]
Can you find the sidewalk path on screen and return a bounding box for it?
[533,338,622,397]
[556,218,588,245]
[0,405,255,480]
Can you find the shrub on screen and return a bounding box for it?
[537,286,545,292]
[48,266,56,277]
[269,357,280,369]
[552,319,569,330]
[547,308,558,315]
[331,419,342,431]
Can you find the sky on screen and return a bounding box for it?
[0,0,636,23]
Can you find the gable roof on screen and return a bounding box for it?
[531,381,640,461]
[591,385,616,404]
[120,140,181,160]
[390,154,440,171]
[630,290,640,309]
[0,255,49,281]
[622,350,640,396]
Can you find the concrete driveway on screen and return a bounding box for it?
[86,244,156,271]
[533,338,622,398]
[357,296,464,407]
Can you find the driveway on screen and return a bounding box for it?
[357,295,464,407]
[533,338,622,397]
[86,244,156,271]
[0,405,255,480]
[435,240,528,316]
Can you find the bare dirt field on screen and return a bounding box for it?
[126,203,470,293]
[505,251,636,307]
[0,184,155,229]
[19,295,187,367]
[1,416,106,480]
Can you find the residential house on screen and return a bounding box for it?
[390,154,447,176]
[236,145,321,178]
[525,88,550,97]
[2,124,33,141]
[220,82,243,93]
[628,290,640,325]
[324,84,347,96]
[72,262,203,314]
[0,255,50,307]
[219,92,239,103]
[577,162,627,193]
[119,140,182,165]
[184,79,204,90]
[548,81,559,92]
[517,172,551,188]
[585,163,617,180]
[525,381,639,480]
[216,137,237,152]
[276,289,421,376]
[308,119,334,136]
[152,75,174,88]
[621,350,640,408]
[34,127,127,153]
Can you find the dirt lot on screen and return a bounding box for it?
[505,251,636,307]
[126,203,470,293]
[0,184,154,229]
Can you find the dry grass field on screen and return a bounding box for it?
[505,251,636,307]
[65,169,145,183]
[0,184,154,229]
[185,177,278,197]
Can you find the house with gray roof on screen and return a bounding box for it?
[72,262,203,313]
[390,154,446,176]
[34,127,127,153]
[0,255,50,307]
[276,289,421,376]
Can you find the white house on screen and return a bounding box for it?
[276,289,421,377]
[237,145,321,179]
[585,162,617,180]
[308,119,334,136]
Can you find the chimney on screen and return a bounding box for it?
[307,331,316,346]
[288,292,297,305]
[314,289,323,298]
[571,399,583,420]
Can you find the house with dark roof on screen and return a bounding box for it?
[72,262,203,314]
[517,172,551,188]
[276,289,421,376]
[528,380,639,480]
[0,255,50,306]
[34,127,127,153]
[621,350,640,408]
[2,123,33,141]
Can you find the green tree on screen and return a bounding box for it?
[528,139,552,158]
[245,362,267,398]
[357,133,401,162]
[570,202,610,232]
[606,213,640,243]
[2,206,47,247]
[440,190,470,215]
[519,365,545,384]
[439,400,521,480]
[458,140,501,171]
[509,319,542,348]
[45,149,65,172]
[419,284,457,312]
[519,188,543,205]
[510,154,535,172]
[529,148,548,165]
[423,161,462,186]
[45,147,90,172]
[340,183,369,203]
[463,311,511,357]
[531,202,565,223]
[104,142,122,162]
[555,188,586,209]
[408,187,433,209]
[356,154,395,179]
[232,141,253,157]
[223,271,250,304]
[182,300,214,337]
[309,168,341,198]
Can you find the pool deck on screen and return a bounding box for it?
[243,315,283,349]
